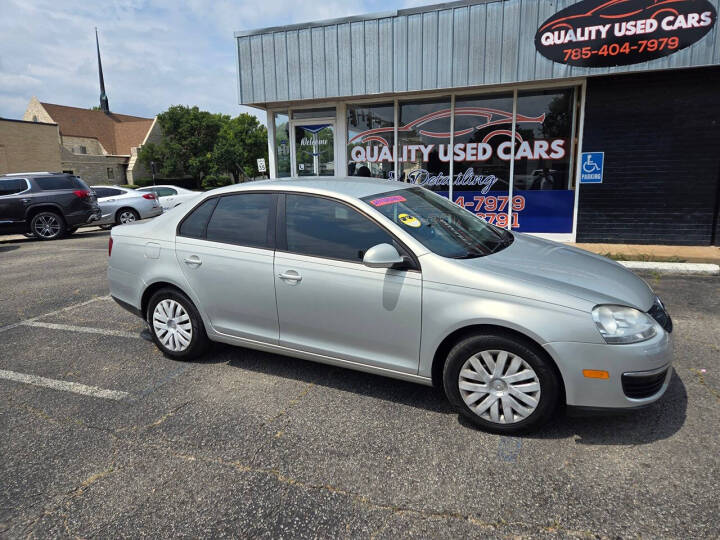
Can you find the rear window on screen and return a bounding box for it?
[0,178,29,196]
[94,187,123,198]
[34,175,85,191]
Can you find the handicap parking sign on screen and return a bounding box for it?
[580,152,604,183]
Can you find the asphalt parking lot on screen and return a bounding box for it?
[0,229,718,538]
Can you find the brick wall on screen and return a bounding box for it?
[577,67,720,246]
[60,147,128,186]
[22,97,54,124]
[60,135,107,156]
[0,119,62,174]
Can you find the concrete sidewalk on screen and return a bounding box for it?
[572,243,720,264]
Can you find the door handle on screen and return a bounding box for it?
[184,256,202,267]
[278,271,302,282]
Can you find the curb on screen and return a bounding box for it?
[618,261,720,276]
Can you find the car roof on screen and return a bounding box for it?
[138,185,191,191]
[212,177,413,199]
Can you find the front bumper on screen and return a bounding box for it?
[544,330,673,409]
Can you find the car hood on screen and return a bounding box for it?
[451,233,655,311]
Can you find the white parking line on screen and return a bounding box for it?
[0,295,110,335]
[0,369,130,401]
[21,321,140,339]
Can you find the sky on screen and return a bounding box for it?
[0,0,429,125]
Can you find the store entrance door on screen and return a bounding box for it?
[292,123,335,176]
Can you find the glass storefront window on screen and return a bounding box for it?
[294,124,335,176]
[451,93,514,228]
[398,98,451,192]
[274,112,291,178]
[347,103,394,178]
[513,88,576,233]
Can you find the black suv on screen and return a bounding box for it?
[0,172,100,240]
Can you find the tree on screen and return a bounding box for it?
[212,113,268,182]
[138,105,226,188]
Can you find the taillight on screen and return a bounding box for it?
[142,193,156,200]
[73,189,90,198]
[108,237,113,257]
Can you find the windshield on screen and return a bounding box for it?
[361,187,513,259]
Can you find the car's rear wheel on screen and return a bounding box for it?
[116,208,140,225]
[31,211,66,241]
[147,288,210,360]
[443,333,560,434]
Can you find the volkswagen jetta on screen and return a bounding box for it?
[108,177,673,433]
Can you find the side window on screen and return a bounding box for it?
[156,187,177,197]
[34,176,76,190]
[285,194,393,261]
[178,198,219,239]
[94,188,111,198]
[0,178,28,196]
[105,188,123,197]
[205,193,275,248]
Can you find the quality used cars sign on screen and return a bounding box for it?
[535,0,717,67]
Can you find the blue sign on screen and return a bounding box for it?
[438,190,575,234]
[580,152,604,184]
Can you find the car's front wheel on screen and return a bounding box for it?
[443,333,560,434]
[147,288,210,360]
[31,211,66,240]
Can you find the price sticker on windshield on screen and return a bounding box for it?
[369,195,406,207]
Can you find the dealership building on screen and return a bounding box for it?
[235,0,720,245]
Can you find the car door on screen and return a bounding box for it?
[175,192,279,343]
[0,178,30,233]
[156,187,177,210]
[274,193,422,374]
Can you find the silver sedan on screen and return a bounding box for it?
[107,178,673,434]
[91,186,163,228]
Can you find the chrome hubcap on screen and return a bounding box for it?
[34,215,60,238]
[458,350,541,424]
[120,211,136,224]
[152,299,192,352]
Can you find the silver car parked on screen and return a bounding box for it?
[108,178,673,433]
[91,185,163,228]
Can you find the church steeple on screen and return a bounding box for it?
[95,28,109,114]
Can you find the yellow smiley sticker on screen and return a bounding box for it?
[398,213,421,228]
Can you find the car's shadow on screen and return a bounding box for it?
[0,228,109,245]
[210,343,687,444]
[0,245,20,253]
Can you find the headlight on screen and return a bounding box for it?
[592,305,658,344]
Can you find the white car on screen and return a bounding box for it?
[136,185,199,211]
[91,185,162,228]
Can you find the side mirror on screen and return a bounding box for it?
[363,243,407,269]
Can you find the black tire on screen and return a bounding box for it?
[115,207,140,225]
[30,211,66,241]
[443,333,560,434]
[147,288,211,361]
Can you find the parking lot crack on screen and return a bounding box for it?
[264,382,314,425]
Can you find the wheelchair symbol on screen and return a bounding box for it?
[583,154,601,174]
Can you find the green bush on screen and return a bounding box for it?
[119,184,140,190]
[201,174,233,190]
[134,177,154,187]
